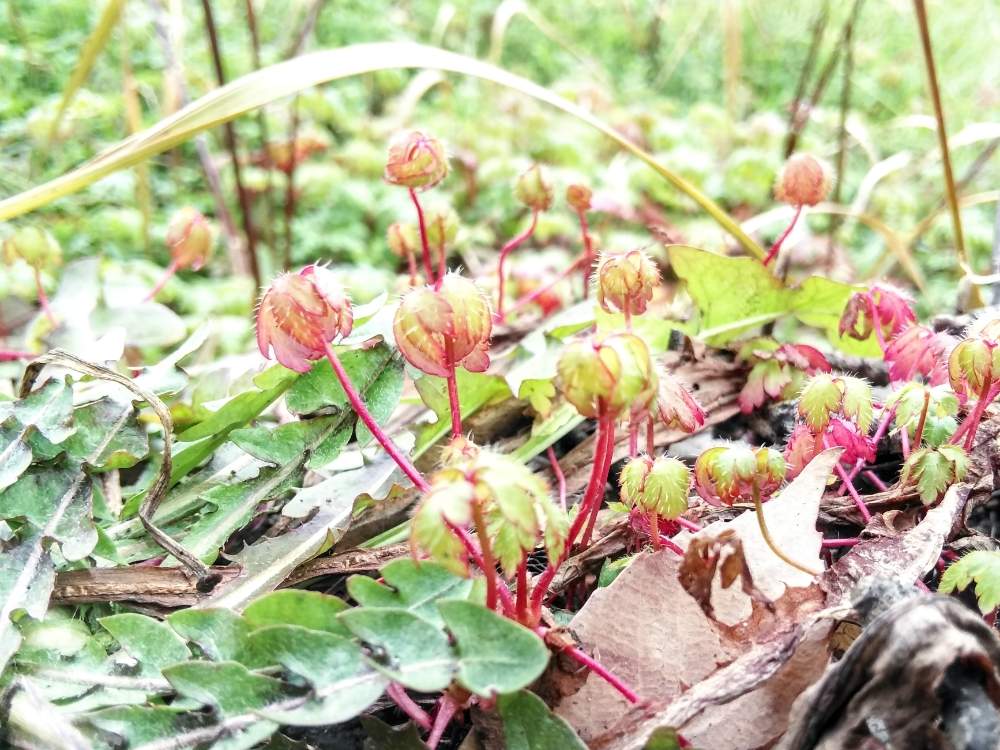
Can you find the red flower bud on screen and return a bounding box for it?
[775,153,829,207]
[384,130,449,191]
[393,273,492,378]
[166,207,213,271]
[655,373,705,433]
[884,324,953,384]
[256,265,353,373]
[839,283,916,341]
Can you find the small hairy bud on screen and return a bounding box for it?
[384,130,448,191]
[798,373,873,432]
[839,284,916,342]
[387,222,419,258]
[948,337,1000,400]
[557,332,658,419]
[694,445,786,507]
[885,324,953,385]
[2,226,62,272]
[439,435,481,466]
[595,249,660,318]
[775,153,829,207]
[620,454,691,519]
[256,265,353,373]
[655,373,705,433]
[393,273,492,378]
[166,207,213,271]
[566,183,592,213]
[514,164,554,212]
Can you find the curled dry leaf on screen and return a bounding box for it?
[679,529,772,620]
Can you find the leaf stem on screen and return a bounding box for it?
[912,388,931,449]
[33,267,57,325]
[580,417,616,547]
[426,693,460,749]
[471,499,499,612]
[409,187,435,285]
[144,259,179,302]
[576,208,595,297]
[385,682,432,730]
[495,210,539,321]
[554,638,640,704]
[516,559,528,621]
[963,376,994,451]
[547,445,567,512]
[323,343,428,492]
[751,480,821,576]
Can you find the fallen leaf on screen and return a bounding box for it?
[678,529,771,620]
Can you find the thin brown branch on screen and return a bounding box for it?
[244,0,277,252]
[784,0,830,158]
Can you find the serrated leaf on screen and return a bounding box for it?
[61,396,149,470]
[438,600,549,697]
[497,689,588,750]
[338,607,455,692]
[940,550,1000,613]
[230,416,341,467]
[99,614,190,676]
[0,379,74,491]
[414,368,512,456]
[167,609,254,662]
[248,625,386,725]
[243,590,352,637]
[1,464,96,561]
[347,558,477,627]
[285,343,397,416]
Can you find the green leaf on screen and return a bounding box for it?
[497,690,587,750]
[230,417,340,466]
[61,396,149,470]
[91,302,186,348]
[790,277,881,358]
[643,727,688,750]
[0,464,96,561]
[0,532,56,674]
[940,550,1000,613]
[338,607,455,692]
[163,660,288,715]
[99,614,191,676]
[243,590,351,638]
[83,706,215,749]
[438,600,549,697]
[248,625,386,725]
[167,609,254,662]
[347,558,477,627]
[0,379,74,491]
[668,245,786,344]
[285,343,397,416]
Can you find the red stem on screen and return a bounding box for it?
[628,416,639,458]
[516,560,528,622]
[34,267,57,325]
[863,470,889,492]
[822,537,859,548]
[436,235,448,289]
[385,682,432,730]
[763,204,803,267]
[676,517,701,533]
[507,252,589,317]
[952,382,1000,444]
[555,639,640,704]
[865,293,888,351]
[496,211,539,321]
[833,461,872,524]
[911,389,931,450]
[409,188,435,285]
[547,446,567,511]
[444,344,462,439]
[405,247,418,287]
[426,693,460,750]
[963,377,994,451]
[0,350,33,362]
[323,343,429,492]
[144,259,179,303]
[901,428,911,459]
[447,520,515,616]
[471,500,499,612]
[648,510,661,551]
[581,418,616,547]
[646,417,655,455]
[655,532,685,555]
[576,208,594,298]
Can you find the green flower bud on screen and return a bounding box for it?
[384,130,449,191]
[425,208,459,252]
[620,454,691,519]
[166,207,213,271]
[595,249,660,318]
[949,338,1000,399]
[694,445,785,506]
[2,226,62,272]
[514,164,553,212]
[387,222,419,258]
[556,332,658,419]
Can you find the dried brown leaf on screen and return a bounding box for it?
[679,529,771,619]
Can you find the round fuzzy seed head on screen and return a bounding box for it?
[514,164,554,212]
[256,265,353,373]
[775,153,829,207]
[595,249,660,317]
[566,183,593,213]
[166,207,213,271]
[2,226,62,272]
[620,455,690,519]
[393,273,492,378]
[384,130,449,191]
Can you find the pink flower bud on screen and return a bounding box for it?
[393,273,492,378]
[514,165,553,212]
[655,373,705,433]
[566,183,592,213]
[694,445,786,507]
[595,249,660,318]
[884,324,953,384]
[166,207,213,271]
[256,265,353,373]
[738,342,830,414]
[839,284,916,341]
[775,153,829,207]
[383,130,449,191]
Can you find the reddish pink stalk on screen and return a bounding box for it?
[33,267,57,325]
[863,470,888,492]
[952,381,1000,444]
[426,693,460,749]
[646,417,655,455]
[655,528,684,555]
[444,341,462,439]
[409,188,435,285]
[833,462,872,524]
[552,637,640,704]
[676,517,701,533]
[516,560,529,621]
[821,537,859,548]
[495,211,539,321]
[323,343,428,492]
[404,247,418,287]
[575,208,595,298]
[386,682,432,730]
[547,446,567,511]
[628,417,639,458]
[507,253,589,317]
[446,519,515,616]
[865,294,888,351]
[581,420,616,547]
[762,204,803,267]
[0,350,33,362]
[144,259,179,302]
[471,500,500,612]
[900,428,911,459]
[962,377,994,451]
